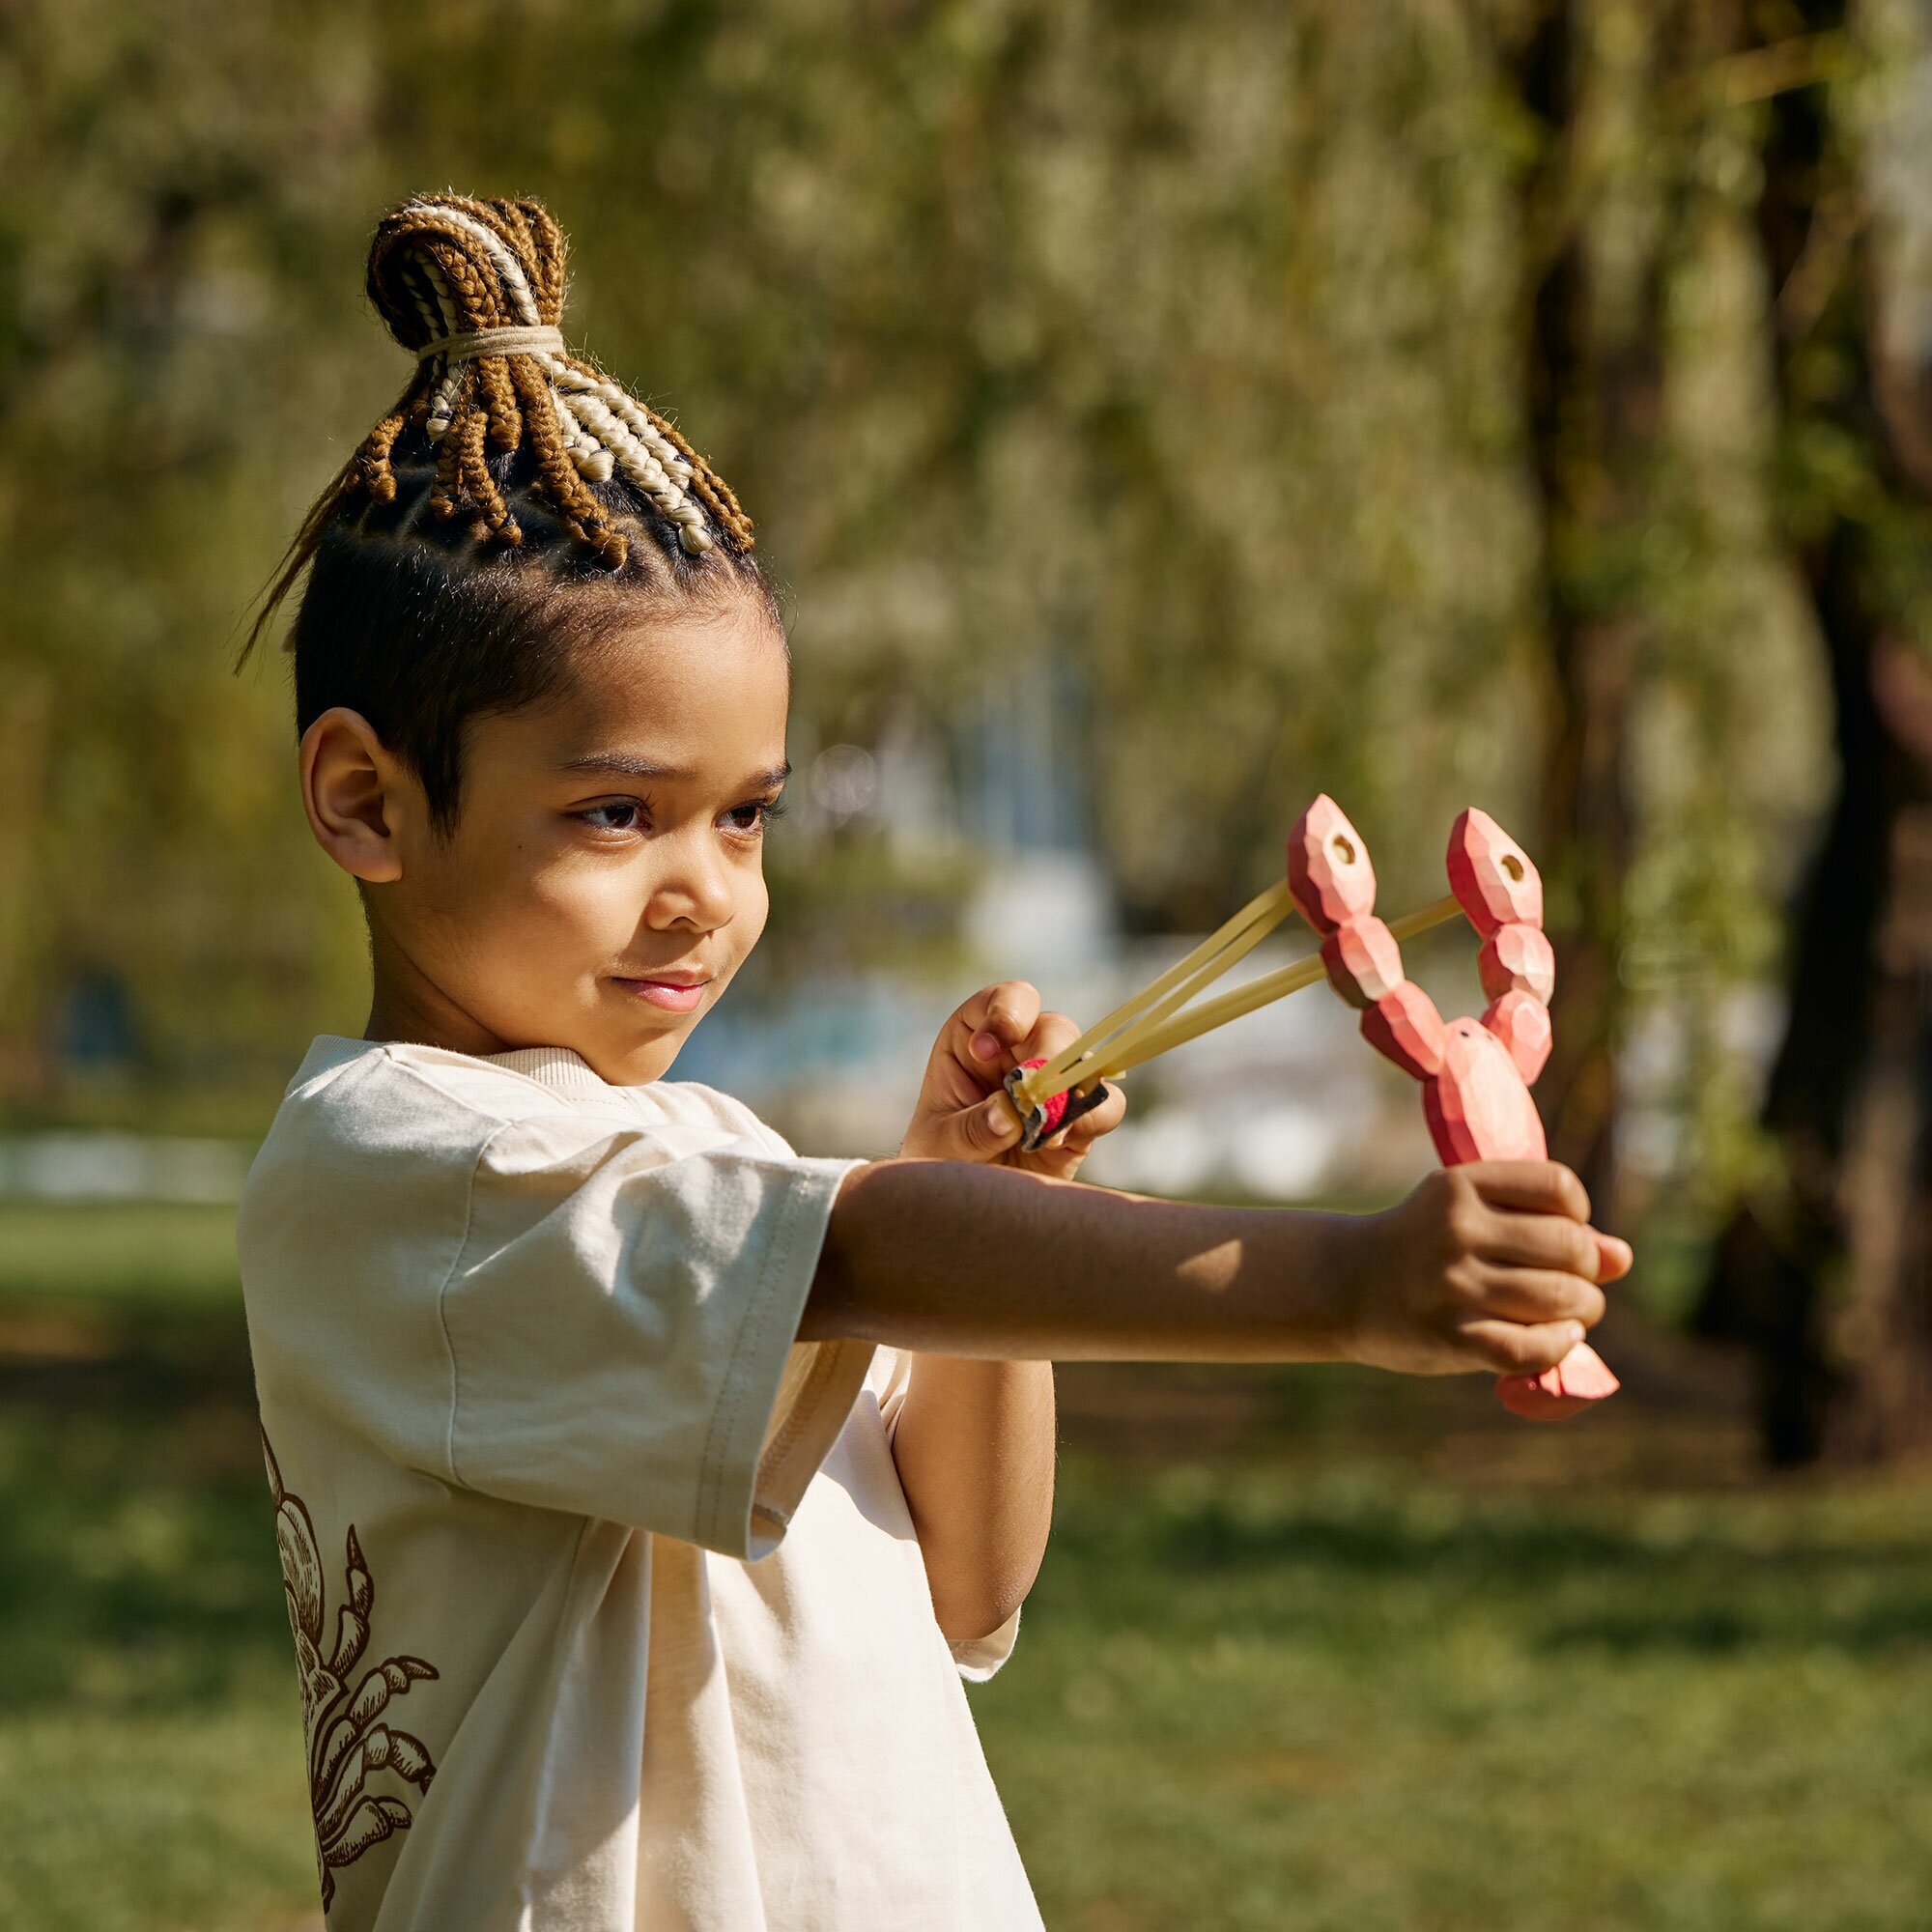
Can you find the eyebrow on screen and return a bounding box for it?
[558,753,792,791]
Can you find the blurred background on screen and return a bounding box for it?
[6,1,1932,1926]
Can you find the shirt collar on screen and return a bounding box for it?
[481,1044,614,1097]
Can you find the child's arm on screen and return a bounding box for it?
[803,1154,1619,1367]
[882,981,1107,1643]
[808,981,1626,1643]
[887,1351,1056,1645]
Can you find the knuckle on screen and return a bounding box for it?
[1035,1011,1080,1054]
[1490,1327,1545,1375]
[1521,1272,1574,1321]
[1552,1162,1591,1222]
[1444,1262,1489,1317]
[987,980,1037,1030]
[1444,1199,1486,1256]
[1469,1325,1525,1373]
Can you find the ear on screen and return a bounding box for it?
[298,707,414,883]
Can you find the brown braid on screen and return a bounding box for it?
[475,354,523,451]
[507,352,630,569]
[240,193,756,664]
[360,397,410,502]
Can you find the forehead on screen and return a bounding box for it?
[515,597,790,774]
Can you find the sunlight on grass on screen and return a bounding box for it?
[0,1201,242,1305]
[977,1456,1932,1932]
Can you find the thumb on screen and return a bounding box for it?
[1594,1231,1634,1283]
[918,1092,1027,1162]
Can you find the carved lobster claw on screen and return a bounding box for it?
[1287,795,1618,1422]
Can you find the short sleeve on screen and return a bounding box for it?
[440,1111,871,1559]
[870,1345,914,1444]
[950,1604,1021,1682]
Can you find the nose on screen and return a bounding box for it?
[646,826,737,934]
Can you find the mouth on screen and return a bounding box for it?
[611,971,712,1015]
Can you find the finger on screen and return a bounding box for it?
[1013,1009,1081,1069]
[958,980,1044,1068]
[1454,1318,1587,1378]
[1062,1077,1128,1146]
[1467,1160,1591,1224]
[1463,1266,1605,1330]
[1475,1209,1603,1281]
[916,1090,1027,1162]
[1595,1231,1634,1282]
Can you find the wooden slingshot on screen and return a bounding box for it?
[1004,794,1619,1423]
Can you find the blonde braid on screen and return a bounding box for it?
[428,364,475,522]
[648,412,755,547]
[507,353,629,567]
[411,252,468,441]
[543,355,713,554]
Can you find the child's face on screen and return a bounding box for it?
[318,594,792,1086]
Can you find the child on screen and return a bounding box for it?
[237,195,1628,1932]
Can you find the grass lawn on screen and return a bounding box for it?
[3,1202,1930,1929]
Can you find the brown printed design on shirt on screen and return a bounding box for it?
[263,1431,439,1911]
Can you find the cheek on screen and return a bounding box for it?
[444,836,631,968]
[519,852,646,952]
[736,873,771,952]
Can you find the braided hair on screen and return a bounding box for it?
[243,194,777,833]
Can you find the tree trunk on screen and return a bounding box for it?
[1694,0,1932,1463]
[1511,2,1672,1207]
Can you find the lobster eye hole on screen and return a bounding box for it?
[1501,853,1524,882]
[1332,835,1356,865]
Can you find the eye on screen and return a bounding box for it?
[575,800,649,835]
[723,795,786,837]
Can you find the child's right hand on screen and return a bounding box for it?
[1343,1162,1630,1378]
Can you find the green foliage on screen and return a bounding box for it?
[4,1,1918,1271]
[0,2,1575,1101]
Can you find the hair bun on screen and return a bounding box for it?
[365,195,568,355]
[327,192,753,570]
[242,193,761,668]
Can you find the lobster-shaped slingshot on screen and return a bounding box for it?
[1004,794,1619,1422]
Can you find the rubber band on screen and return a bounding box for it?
[415,326,566,363]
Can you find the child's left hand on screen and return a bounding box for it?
[898,980,1127,1180]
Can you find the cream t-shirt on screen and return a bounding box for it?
[238,1036,1042,1931]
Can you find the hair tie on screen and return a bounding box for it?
[415,325,566,364]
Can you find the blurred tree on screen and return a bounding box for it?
[1697,0,1932,1464]
[0,1,386,1119]
[1501,0,1682,1202]
[0,0,1855,1276]
[1483,0,1804,1226]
